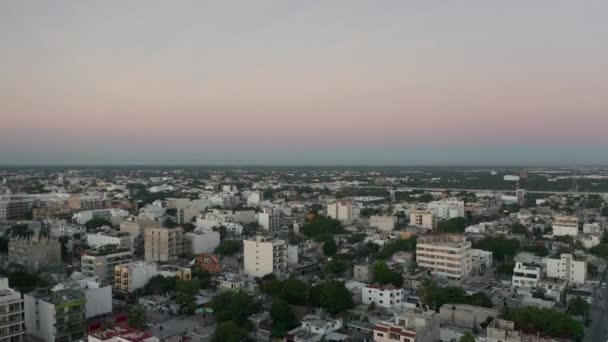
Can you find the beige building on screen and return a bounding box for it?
[243,236,287,278]
[8,236,61,271]
[486,319,521,342]
[114,261,158,293]
[81,247,133,285]
[0,278,25,342]
[144,227,183,262]
[416,234,472,282]
[120,218,162,238]
[409,210,436,230]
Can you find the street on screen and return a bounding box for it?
[585,272,608,342]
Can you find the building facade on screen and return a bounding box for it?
[546,254,586,284]
[362,284,404,309]
[243,236,287,278]
[81,247,133,285]
[409,210,436,230]
[144,227,183,262]
[24,288,86,342]
[0,278,25,342]
[512,262,541,288]
[416,234,472,282]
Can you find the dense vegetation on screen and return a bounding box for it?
[502,306,584,341]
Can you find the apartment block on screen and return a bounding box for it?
[144,227,183,262]
[327,201,357,222]
[81,247,133,285]
[0,278,25,342]
[409,210,436,230]
[552,216,579,237]
[546,253,586,284]
[512,262,541,288]
[362,284,404,309]
[8,236,61,271]
[373,309,440,342]
[113,262,158,294]
[427,199,465,220]
[24,288,86,342]
[416,234,472,282]
[243,236,287,278]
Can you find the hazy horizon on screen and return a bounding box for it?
[2,1,607,165]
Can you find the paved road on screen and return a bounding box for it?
[585,272,608,342]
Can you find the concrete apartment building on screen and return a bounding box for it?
[0,278,25,342]
[362,284,404,309]
[373,309,440,342]
[243,236,287,278]
[416,234,473,282]
[81,247,133,285]
[8,236,61,271]
[258,208,283,231]
[87,231,134,252]
[409,210,436,230]
[114,261,159,294]
[370,215,397,232]
[119,218,162,238]
[546,253,586,284]
[512,262,541,288]
[486,319,521,342]
[144,227,183,262]
[327,201,357,222]
[24,288,86,342]
[354,264,373,283]
[427,199,465,220]
[183,229,220,255]
[552,216,579,237]
[0,195,36,223]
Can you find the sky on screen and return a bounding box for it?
[1,1,607,165]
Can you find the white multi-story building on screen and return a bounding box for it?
[51,278,112,319]
[113,261,159,294]
[327,201,357,222]
[552,216,579,237]
[183,229,220,254]
[503,175,520,182]
[362,284,404,309]
[73,209,129,225]
[409,210,436,230]
[286,315,343,341]
[370,215,397,232]
[243,236,287,278]
[0,277,25,342]
[416,234,473,282]
[427,199,465,220]
[25,288,86,342]
[470,249,493,269]
[257,208,283,231]
[511,262,541,288]
[87,231,134,251]
[47,220,87,238]
[546,254,587,284]
[81,247,133,285]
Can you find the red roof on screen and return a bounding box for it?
[91,326,153,342]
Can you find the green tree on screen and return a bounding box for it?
[211,321,248,342]
[270,298,297,337]
[210,291,261,325]
[510,223,528,234]
[322,238,338,256]
[164,218,177,228]
[281,277,309,305]
[326,258,349,274]
[128,306,146,329]
[300,216,343,238]
[176,279,200,315]
[502,306,583,341]
[436,217,467,234]
[376,238,417,259]
[496,262,515,277]
[319,281,353,314]
[567,296,590,320]
[473,237,520,261]
[460,331,475,342]
[85,218,113,231]
[141,275,177,295]
[373,261,403,287]
[215,240,242,256]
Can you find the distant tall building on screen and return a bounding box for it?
[427,199,464,220]
[326,201,357,222]
[144,227,183,262]
[243,236,287,278]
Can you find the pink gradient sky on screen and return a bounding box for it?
[1,1,608,164]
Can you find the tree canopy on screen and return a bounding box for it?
[322,238,338,256]
[502,306,583,341]
[436,217,467,234]
[300,216,343,238]
[418,280,492,311]
[473,236,520,261]
[210,291,261,326]
[214,240,242,256]
[373,261,403,287]
[375,238,416,260]
[270,298,297,337]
